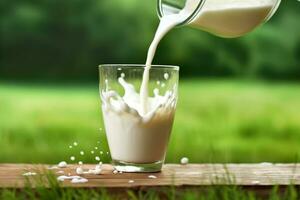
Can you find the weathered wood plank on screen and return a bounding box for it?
[0,164,299,188]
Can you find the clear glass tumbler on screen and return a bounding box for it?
[99,64,179,172]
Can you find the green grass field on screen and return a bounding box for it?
[0,80,300,164]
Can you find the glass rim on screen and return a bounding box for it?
[98,64,179,70]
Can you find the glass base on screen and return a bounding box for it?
[112,159,163,172]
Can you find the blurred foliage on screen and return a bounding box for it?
[0,81,300,163]
[0,0,300,81]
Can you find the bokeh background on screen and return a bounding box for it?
[0,0,299,164]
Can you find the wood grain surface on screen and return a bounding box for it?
[0,163,299,188]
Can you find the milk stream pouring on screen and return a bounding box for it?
[140,0,281,114]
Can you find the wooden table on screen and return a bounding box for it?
[0,163,299,188]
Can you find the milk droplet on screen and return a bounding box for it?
[70,156,75,161]
[69,145,73,149]
[73,142,78,146]
[154,88,159,96]
[76,167,84,175]
[148,175,157,179]
[95,164,102,170]
[164,73,169,80]
[71,177,88,183]
[94,147,98,150]
[161,83,166,88]
[180,157,189,165]
[23,172,37,176]
[80,151,84,155]
[78,161,83,165]
[121,73,125,78]
[113,170,118,174]
[171,101,176,108]
[92,168,102,175]
[95,156,100,161]
[91,151,94,154]
[260,162,273,166]
[47,166,58,170]
[87,166,102,175]
[128,180,134,183]
[100,151,103,154]
[251,180,260,184]
[58,161,67,168]
[57,175,81,182]
[156,81,160,85]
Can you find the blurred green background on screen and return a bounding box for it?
[0,0,299,164]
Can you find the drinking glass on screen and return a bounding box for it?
[99,64,179,172]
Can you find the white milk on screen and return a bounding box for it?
[101,0,273,164]
[101,77,177,163]
[186,0,274,38]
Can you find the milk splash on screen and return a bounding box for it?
[102,76,176,122]
[101,75,177,163]
[140,0,274,113]
[139,14,185,115]
[101,10,185,120]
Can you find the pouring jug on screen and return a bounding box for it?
[157,0,281,38]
